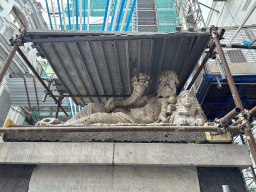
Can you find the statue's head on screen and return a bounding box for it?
[178,90,194,108]
[157,70,179,98]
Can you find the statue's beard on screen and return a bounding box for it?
[157,84,176,98]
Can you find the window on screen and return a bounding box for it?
[10,7,27,29]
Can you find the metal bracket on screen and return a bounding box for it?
[10,28,27,46]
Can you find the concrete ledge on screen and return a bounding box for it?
[4,131,207,143]
[0,142,252,167]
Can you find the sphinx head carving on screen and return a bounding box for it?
[178,90,194,109]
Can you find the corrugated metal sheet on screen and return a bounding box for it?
[24,30,210,106]
[7,78,67,107]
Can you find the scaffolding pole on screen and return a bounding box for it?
[0,29,26,84]
[212,26,256,164]
[17,48,69,117]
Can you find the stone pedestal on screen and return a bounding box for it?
[28,165,200,192]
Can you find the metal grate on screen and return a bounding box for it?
[208,29,256,65]
[227,50,246,63]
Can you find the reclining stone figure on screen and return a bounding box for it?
[36,70,179,126]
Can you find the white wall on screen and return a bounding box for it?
[204,0,256,27]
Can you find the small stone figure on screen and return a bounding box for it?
[169,90,206,126]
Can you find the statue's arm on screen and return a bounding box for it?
[104,74,150,112]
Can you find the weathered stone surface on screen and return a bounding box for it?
[28,165,200,192]
[0,142,252,167]
[0,142,113,164]
[114,143,252,167]
[4,131,207,143]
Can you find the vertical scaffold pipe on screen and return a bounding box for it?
[109,0,118,31]
[87,0,90,30]
[61,0,66,30]
[102,0,110,31]
[111,0,121,31]
[57,0,63,30]
[45,0,53,30]
[83,0,86,30]
[50,0,57,29]
[75,0,79,30]
[115,0,126,31]
[72,1,75,29]
[80,0,82,30]
[120,0,131,31]
[104,0,113,31]
[67,0,72,30]
[124,0,136,31]
[214,33,243,110]
[0,44,19,83]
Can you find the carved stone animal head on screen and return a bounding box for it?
[157,70,179,98]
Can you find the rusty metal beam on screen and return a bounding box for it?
[0,29,26,83]
[186,30,225,91]
[32,76,40,109]
[218,108,241,127]
[60,95,130,98]
[212,27,256,165]
[213,31,244,110]
[0,125,241,133]
[17,48,69,117]
[23,76,32,111]
[200,83,212,106]
[0,44,19,83]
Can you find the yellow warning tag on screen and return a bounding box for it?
[1,118,16,137]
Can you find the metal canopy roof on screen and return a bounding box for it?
[24,30,210,106]
[7,78,68,107]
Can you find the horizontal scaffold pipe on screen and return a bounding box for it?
[0,125,241,133]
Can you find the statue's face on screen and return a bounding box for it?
[180,93,193,108]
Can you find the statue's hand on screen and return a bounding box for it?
[192,118,204,126]
[104,98,115,112]
[35,118,63,126]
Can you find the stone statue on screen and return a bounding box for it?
[168,90,207,126]
[35,71,207,126]
[36,71,179,126]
